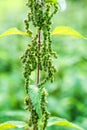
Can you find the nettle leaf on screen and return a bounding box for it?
[29,85,42,118]
[51,26,87,40]
[0,121,27,129]
[0,28,32,38]
[45,0,58,3]
[47,117,84,130]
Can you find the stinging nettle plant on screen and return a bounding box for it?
[0,0,86,130]
[21,0,58,130]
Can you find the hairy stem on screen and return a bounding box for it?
[37,29,41,85]
[37,0,42,85]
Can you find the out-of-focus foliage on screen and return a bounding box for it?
[0,0,87,130]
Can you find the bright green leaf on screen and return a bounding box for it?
[29,85,43,118]
[0,28,32,39]
[0,121,26,129]
[45,0,58,3]
[0,123,17,129]
[51,26,87,40]
[47,117,84,130]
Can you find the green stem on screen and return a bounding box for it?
[37,29,41,85]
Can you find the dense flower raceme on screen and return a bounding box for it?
[20,0,58,130]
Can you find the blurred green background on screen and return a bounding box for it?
[0,0,87,130]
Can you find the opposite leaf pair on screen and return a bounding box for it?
[0,26,87,40]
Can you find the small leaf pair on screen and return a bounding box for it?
[0,26,86,40]
[0,117,84,130]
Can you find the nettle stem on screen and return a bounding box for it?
[37,29,41,85]
[37,0,43,85]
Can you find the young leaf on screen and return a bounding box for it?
[51,26,87,40]
[47,117,84,130]
[29,85,43,118]
[0,28,32,38]
[45,0,58,3]
[0,121,26,129]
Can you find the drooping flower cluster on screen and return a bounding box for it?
[21,0,58,130]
